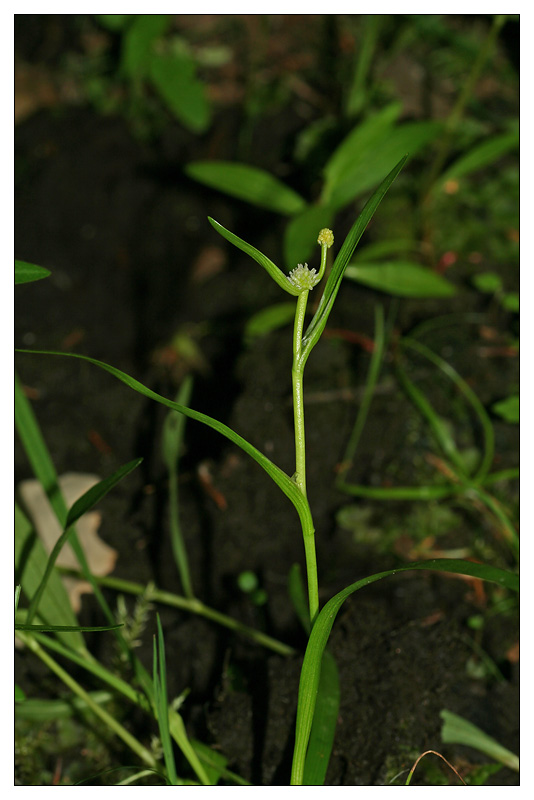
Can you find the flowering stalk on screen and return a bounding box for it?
[289,229,334,622]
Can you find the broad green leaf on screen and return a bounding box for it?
[15,260,51,285]
[149,52,210,133]
[346,261,456,298]
[290,558,519,785]
[352,238,415,261]
[501,292,519,313]
[15,503,85,651]
[323,118,441,211]
[244,302,296,344]
[15,690,113,721]
[283,203,335,270]
[472,271,503,293]
[208,217,300,296]
[492,394,519,424]
[440,710,519,772]
[186,161,307,215]
[26,458,143,624]
[438,130,519,188]
[120,14,169,79]
[322,103,401,197]
[302,156,407,362]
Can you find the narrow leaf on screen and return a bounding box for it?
[186,161,307,215]
[291,558,518,785]
[15,503,84,650]
[302,155,407,361]
[323,119,440,210]
[15,260,51,285]
[16,622,123,632]
[346,261,456,298]
[27,459,142,624]
[208,216,300,295]
[440,710,519,772]
[302,649,340,785]
[438,130,519,187]
[16,349,312,534]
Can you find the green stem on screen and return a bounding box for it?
[16,631,158,770]
[169,464,194,599]
[291,288,320,622]
[292,290,309,496]
[57,568,296,657]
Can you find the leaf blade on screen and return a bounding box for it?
[186,161,307,215]
[291,558,518,785]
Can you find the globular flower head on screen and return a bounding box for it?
[317,228,334,248]
[287,263,318,292]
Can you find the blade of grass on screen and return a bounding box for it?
[162,377,195,598]
[15,502,85,651]
[336,304,386,486]
[395,361,468,478]
[302,649,340,785]
[290,558,518,785]
[16,630,158,769]
[440,710,519,772]
[153,615,180,785]
[58,568,296,656]
[402,337,495,483]
[26,458,142,624]
[16,351,312,539]
[15,372,155,699]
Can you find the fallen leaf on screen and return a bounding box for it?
[17,473,118,613]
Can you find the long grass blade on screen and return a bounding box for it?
[291,558,518,785]
[26,459,142,624]
[16,350,312,533]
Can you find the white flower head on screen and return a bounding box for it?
[287,263,318,292]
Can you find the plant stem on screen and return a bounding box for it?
[57,568,296,657]
[291,288,320,623]
[292,290,309,496]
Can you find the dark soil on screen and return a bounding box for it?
[15,15,518,787]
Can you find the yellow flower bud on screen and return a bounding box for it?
[317,228,334,248]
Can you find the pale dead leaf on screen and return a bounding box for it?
[17,473,118,613]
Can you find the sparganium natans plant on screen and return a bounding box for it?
[16,154,519,785]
